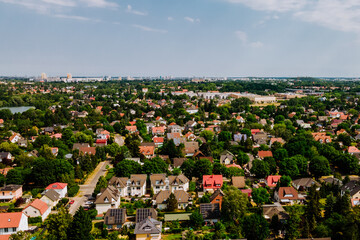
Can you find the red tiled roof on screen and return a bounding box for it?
[24,199,48,215]
[258,151,273,159]
[0,212,23,228]
[266,175,282,187]
[203,175,223,189]
[46,182,67,190]
[153,137,164,143]
[139,146,155,156]
[96,139,107,144]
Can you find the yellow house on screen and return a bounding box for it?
[134,217,162,240]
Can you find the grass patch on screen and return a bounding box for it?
[162,234,182,240]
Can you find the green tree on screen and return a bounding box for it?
[200,130,215,142]
[45,208,72,240]
[190,210,204,230]
[93,176,108,196]
[213,222,226,240]
[114,159,141,177]
[68,207,93,240]
[251,159,270,178]
[6,169,23,185]
[252,187,270,206]
[193,158,213,179]
[309,156,331,178]
[285,206,302,240]
[167,193,178,211]
[222,186,248,221]
[142,157,168,175]
[243,213,270,240]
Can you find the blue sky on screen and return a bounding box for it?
[1,0,360,77]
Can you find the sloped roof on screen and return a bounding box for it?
[232,176,245,189]
[43,189,60,202]
[153,190,189,204]
[136,208,158,223]
[150,174,166,186]
[108,176,128,188]
[104,208,126,225]
[0,212,24,228]
[168,174,189,186]
[45,182,67,190]
[134,217,162,235]
[94,186,120,204]
[24,199,49,215]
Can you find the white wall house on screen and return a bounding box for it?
[0,212,28,236]
[23,199,51,221]
[45,182,68,198]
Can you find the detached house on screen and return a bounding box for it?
[136,208,158,223]
[274,187,304,205]
[23,199,51,221]
[0,185,22,202]
[45,182,67,198]
[134,217,162,240]
[203,175,223,192]
[0,212,28,238]
[104,208,127,230]
[95,186,121,214]
[40,189,60,208]
[150,174,189,194]
[220,150,234,165]
[266,175,281,188]
[128,174,147,197]
[139,145,155,159]
[184,142,199,157]
[152,190,190,210]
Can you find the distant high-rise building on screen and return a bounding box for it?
[41,73,47,80]
[67,73,72,79]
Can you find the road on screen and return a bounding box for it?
[69,160,110,215]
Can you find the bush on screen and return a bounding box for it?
[28,216,42,224]
[61,198,69,204]
[31,188,43,198]
[68,184,79,197]
[14,198,25,207]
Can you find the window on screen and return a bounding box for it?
[4,228,8,233]
[12,227,16,232]
[137,187,140,190]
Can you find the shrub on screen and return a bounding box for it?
[28,216,42,224]
[68,184,79,197]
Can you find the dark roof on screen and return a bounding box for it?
[341,180,360,196]
[136,208,158,223]
[43,189,60,202]
[134,217,162,235]
[173,158,187,168]
[209,189,224,203]
[104,208,127,225]
[0,185,22,192]
[200,203,220,220]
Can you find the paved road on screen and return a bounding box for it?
[69,160,110,215]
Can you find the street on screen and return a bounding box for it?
[69,160,110,215]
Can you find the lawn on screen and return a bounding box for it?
[162,234,182,240]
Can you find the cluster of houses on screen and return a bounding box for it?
[0,182,67,239]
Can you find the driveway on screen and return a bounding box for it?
[69,160,111,215]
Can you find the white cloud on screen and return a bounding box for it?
[184,16,200,23]
[168,16,173,21]
[227,0,360,34]
[235,30,263,48]
[42,0,76,7]
[132,24,167,33]
[225,0,307,12]
[53,14,90,21]
[127,5,147,16]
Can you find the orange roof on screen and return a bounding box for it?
[126,126,137,132]
[0,212,23,228]
[153,137,164,143]
[266,175,282,187]
[24,199,48,215]
[349,146,360,154]
[0,168,13,176]
[139,146,155,156]
[258,151,273,159]
[0,119,3,124]
[46,182,68,190]
[0,235,10,240]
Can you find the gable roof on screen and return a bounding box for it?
[0,212,24,228]
[43,189,60,202]
[168,174,189,186]
[153,190,189,204]
[266,175,281,187]
[24,199,49,215]
[108,176,128,189]
[258,151,273,159]
[94,186,120,204]
[232,176,245,189]
[150,174,166,186]
[136,208,158,223]
[134,217,162,235]
[130,174,147,187]
[209,189,224,202]
[277,187,302,200]
[203,175,223,189]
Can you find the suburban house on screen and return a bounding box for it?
[108,176,128,197]
[266,175,282,188]
[262,204,289,221]
[292,178,320,191]
[258,151,273,159]
[125,126,137,134]
[45,182,68,198]
[0,168,13,177]
[40,189,60,207]
[128,174,147,197]
[134,217,162,240]
[173,158,187,168]
[203,175,223,192]
[341,180,360,198]
[136,208,158,223]
[23,199,51,221]
[209,189,224,210]
[0,185,23,202]
[234,133,247,142]
[153,137,164,147]
[9,133,21,143]
[252,131,268,145]
[274,187,304,205]
[151,127,165,136]
[95,186,121,214]
[220,151,234,165]
[200,203,220,223]
[139,145,155,159]
[232,176,245,189]
[312,132,331,143]
[153,190,190,210]
[0,152,12,164]
[168,175,189,192]
[0,212,28,238]
[183,142,199,157]
[104,208,127,230]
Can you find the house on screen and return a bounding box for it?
[43,127,54,135]
[151,127,165,136]
[136,208,158,223]
[183,142,199,157]
[232,176,245,189]
[0,185,22,202]
[185,121,197,132]
[125,126,137,134]
[262,204,289,221]
[45,182,68,198]
[95,186,121,214]
[139,145,155,159]
[203,175,223,192]
[104,208,127,230]
[96,139,107,146]
[9,133,21,143]
[167,133,185,146]
[200,203,220,223]
[51,147,58,156]
[152,190,190,210]
[17,139,28,148]
[0,168,13,177]
[128,174,147,197]
[252,131,268,145]
[270,138,285,146]
[108,176,128,197]
[0,152,12,164]
[72,143,90,150]
[134,217,162,240]
[78,146,96,155]
[241,189,252,197]
[153,137,164,147]
[348,146,360,155]
[40,189,60,207]
[220,150,234,165]
[168,175,189,192]
[209,189,224,210]
[274,187,304,205]
[292,178,320,191]
[184,132,197,141]
[258,151,273,159]
[150,174,168,194]
[266,175,281,188]
[167,125,182,134]
[312,132,331,143]
[234,133,247,142]
[341,180,360,198]
[23,199,51,221]
[0,212,28,238]
[173,158,187,168]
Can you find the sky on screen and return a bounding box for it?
[1,0,360,77]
